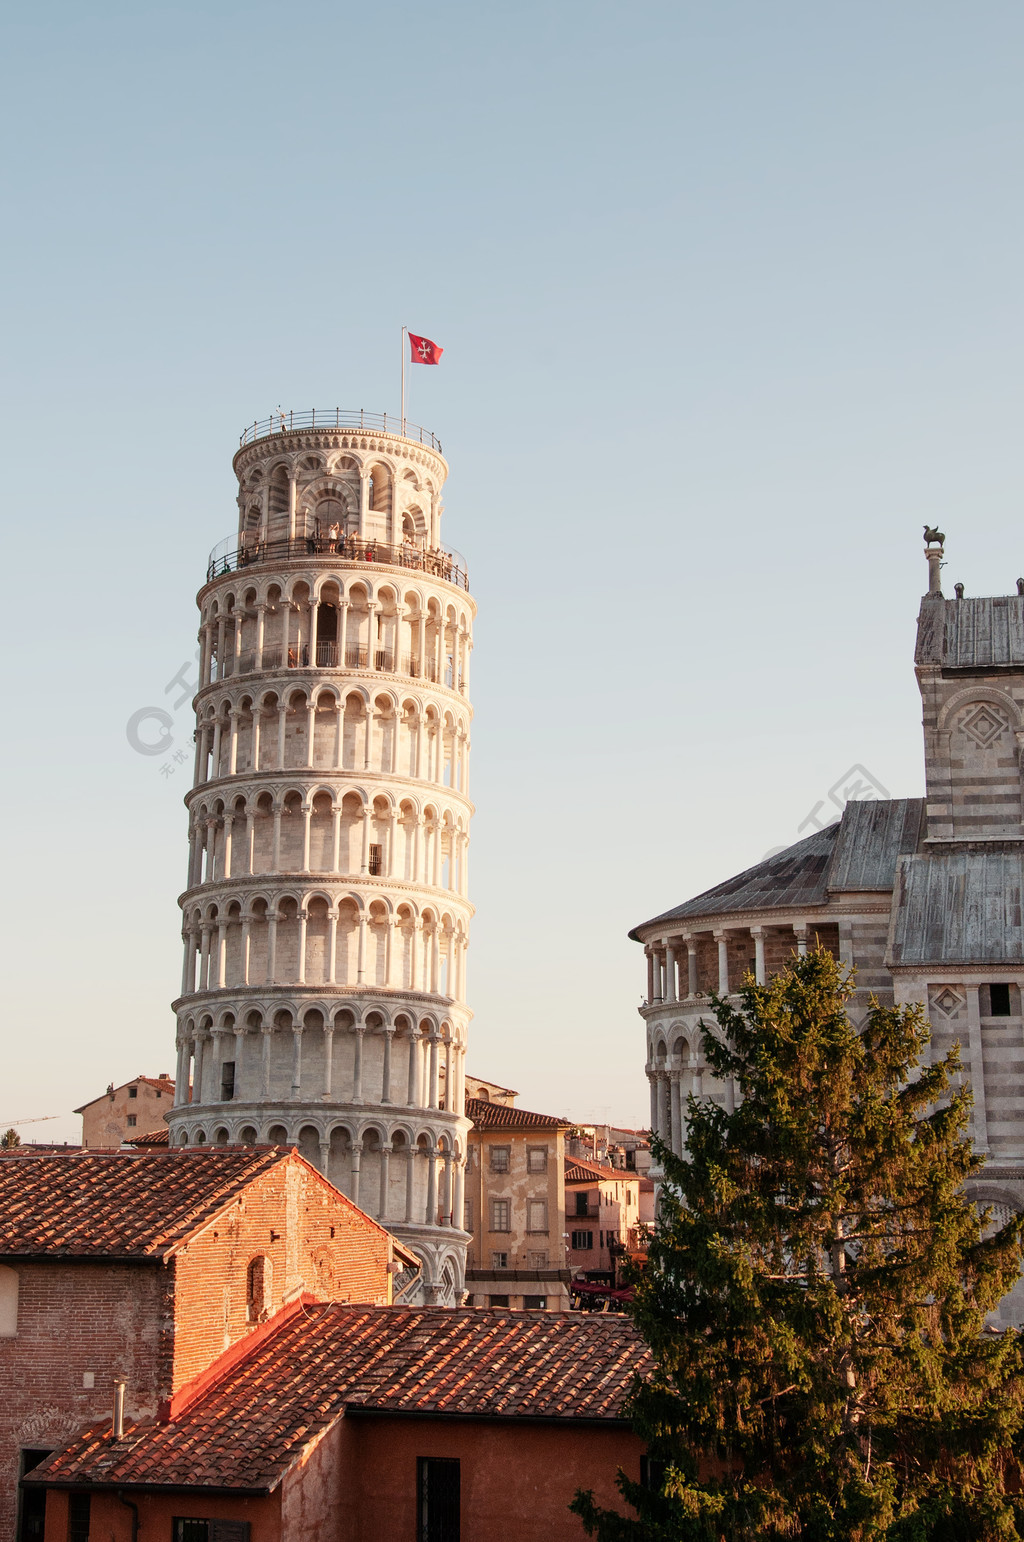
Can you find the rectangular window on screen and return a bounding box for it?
[172,1522,251,1542]
[68,1495,91,1542]
[462,1198,473,1232]
[575,1191,590,1217]
[489,1145,510,1173]
[488,1295,509,1308]
[128,1086,138,1098]
[526,1145,548,1173]
[524,1295,547,1310]
[625,1149,636,1170]
[490,1199,510,1232]
[220,1061,235,1102]
[528,1250,548,1269]
[126,1115,137,1128]
[986,983,1013,1017]
[368,843,383,876]
[490,1251,508,1269]
[526,1199,548,1234]
[571,1230,594,1250]
[418,1456,460,1542]
[18,1449,52,1542]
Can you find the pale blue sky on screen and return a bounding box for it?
[2,1,1022,1139]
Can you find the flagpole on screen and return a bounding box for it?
[400,326,407,434]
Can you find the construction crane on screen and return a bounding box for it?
[0,1115,59,1127]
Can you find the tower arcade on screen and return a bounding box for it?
[168,410,475,1305]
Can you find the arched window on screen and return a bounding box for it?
[246,1256,272,1323]
[0,1265,18,1336]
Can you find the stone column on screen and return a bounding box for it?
[291,1023,303,1098]
[272,803,283,869]
[379,1143,392,1219]
[686,938,698,997]
[665,942,677,1002]
[276,701,287,768]
[407,1029,419,1105]
[646,950,655,1003]
[327,911,338,984]
[425,1144,439,1225]
[245,808,256,874]
[233,1024,246,1098]
[670,1071,683,1156]
[193,1032,207,1105]
[356,913,368,983]
[296,909,307,985]
[267,911,278,984]
[656,1073,668,1139]
[228,711,240,776]
[350,1141,363,1207]
[352,1024,365,1102]
[405,1145,416,1222]
[428,1034,440,1108]
[793,922,809,957]
[305,700,316,768]
[648,1067,657,1131]
[261,1026,273,1098]
[751,927,766,986]
[323,1024,334,1099]
[301,803,312,871]
[715,930,730,995]
[453,1156,466,1232]
[382,1028,394,1103]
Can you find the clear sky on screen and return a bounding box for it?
[2,1,1022,1141]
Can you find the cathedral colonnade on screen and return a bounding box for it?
[169,415,474,1305]
[640,917,842,1159]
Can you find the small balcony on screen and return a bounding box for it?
[205,532,469,592]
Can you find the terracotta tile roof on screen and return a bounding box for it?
[74,1076,175,1114]
[28,1305,648,1494]
[0,1149,285,1259]
[123,1129,170,1147]
[465,1097,571,1131]
[564,1159,633,1184]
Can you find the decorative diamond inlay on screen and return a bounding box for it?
[960,704,1009,749]
[930,987,964,1019]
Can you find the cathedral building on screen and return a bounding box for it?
[168,410,474,1304]
[631,533,1024,1322]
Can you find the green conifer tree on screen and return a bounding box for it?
[573,950,1024,1541]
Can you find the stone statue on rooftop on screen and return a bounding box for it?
[923,525,945,546]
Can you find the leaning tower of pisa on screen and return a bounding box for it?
[168,409,475,1305]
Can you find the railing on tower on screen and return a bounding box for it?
[238,409,442,453]
[205,533,469,591]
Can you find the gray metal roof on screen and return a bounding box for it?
[889,851,1024,966]
[827,798,925,892]
[629,824,839,937]
[630,798,926,938]
[915,594,1024,670]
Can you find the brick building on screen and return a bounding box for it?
[0,1148,412,1540]
[464,1096,572,1311]
[30,1304,648,1542]
[74,1076,176,1149]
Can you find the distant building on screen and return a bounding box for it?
[463,1096,572,1311]
[631,534,1024,1324]
[74,1075,175,1148]
[30,1306,647,1542]
[566,1124,651,1177]
[0,1148,412,1539]
[565,1158,642,1283]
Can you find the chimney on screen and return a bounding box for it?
[112,1380,126,1440]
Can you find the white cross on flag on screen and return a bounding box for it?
[409,332,443,365]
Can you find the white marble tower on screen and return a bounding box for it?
[168,410,475,1304]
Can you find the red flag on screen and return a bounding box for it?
[409,332,443,365]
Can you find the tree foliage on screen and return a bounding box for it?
[1,1129,21,1149]
[573,950,1024,1540]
